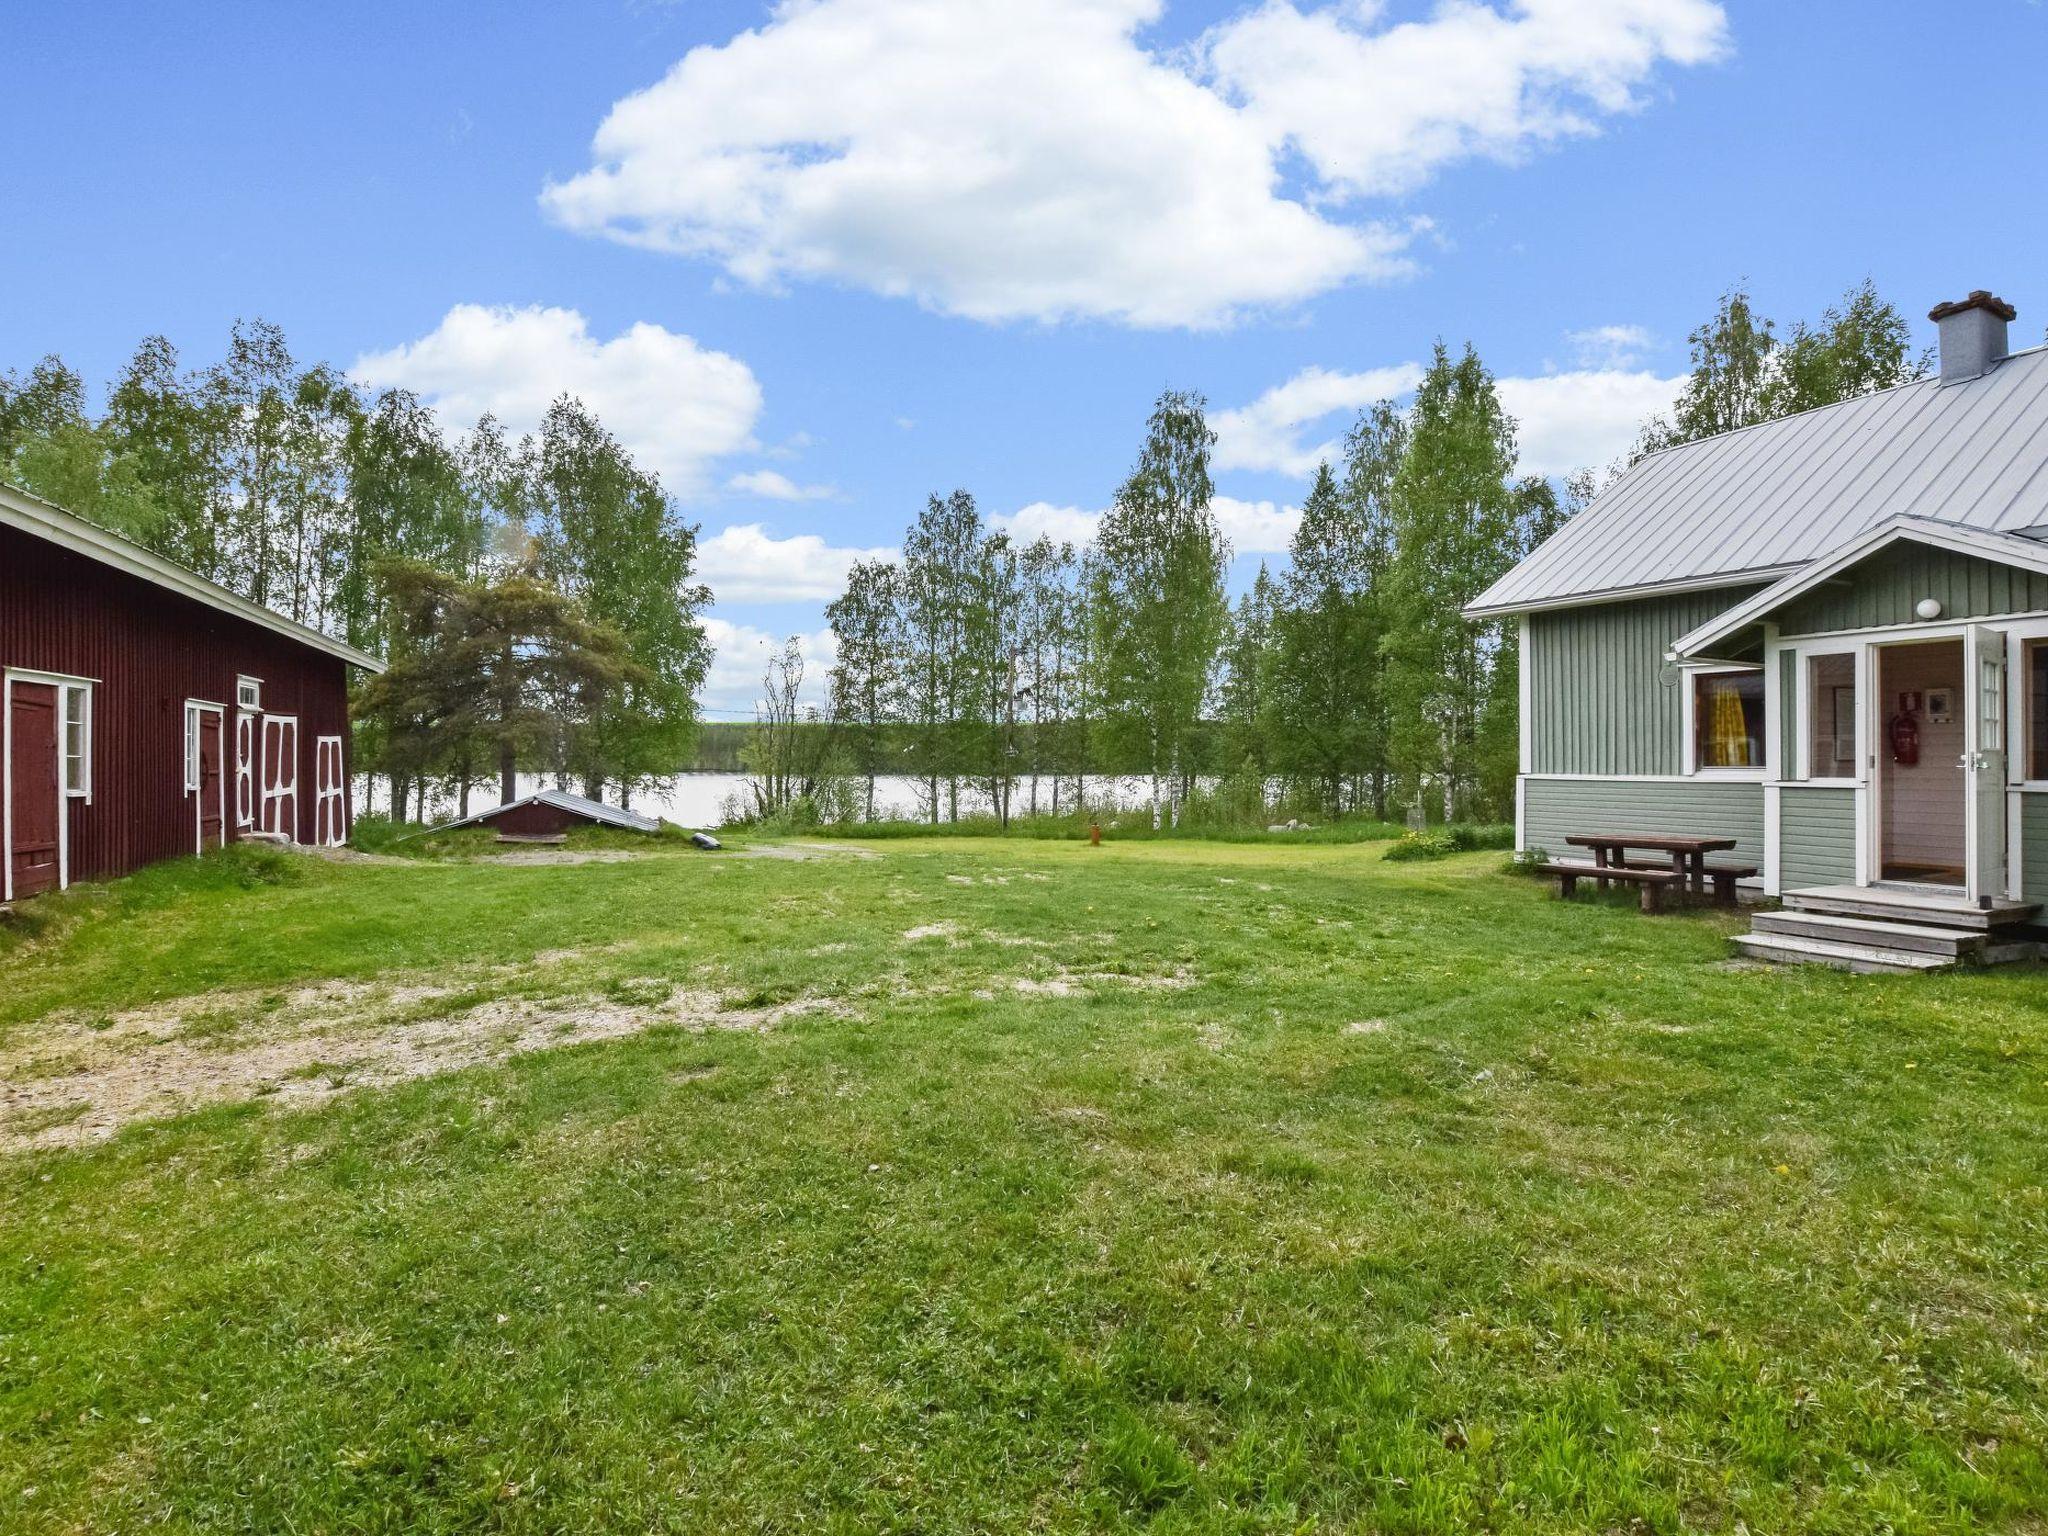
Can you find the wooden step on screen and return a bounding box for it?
[1730,932,1956,975]
[1750,910,1987,959]
[1782,886,2038,932]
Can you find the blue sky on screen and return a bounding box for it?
[4,0,2045,712]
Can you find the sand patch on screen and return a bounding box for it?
[741,842,879,862]
[1345,1019,1389,1035]
[1008,966,1196,998]
[1,968,846,1155]
[901,922,960,943]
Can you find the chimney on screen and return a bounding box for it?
[1928,290,2015,384]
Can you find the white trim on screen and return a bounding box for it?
[1679,661,1767,780]
[182,700,227,856]
[234,711,257,827]
[260,713,300,843]
[1671,516,2048,659]
[1522,772,1749,784]
[314,734,346,848]
[236,674,263,711]
[3,669,94,900]
[1515,616,1531,850]
[0,481,384,673]
[1465,564,1806,621]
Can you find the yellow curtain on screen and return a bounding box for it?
[1707,681,1749,767]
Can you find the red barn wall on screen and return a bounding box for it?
[481,801,584,837]
[1,524,355,888]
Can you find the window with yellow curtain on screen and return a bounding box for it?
[1692,668,1764,770]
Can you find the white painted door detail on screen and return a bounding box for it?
[235,712,256,828]
[1965,624,2007,903]
[314,735,345,847]
[261,714,299,843]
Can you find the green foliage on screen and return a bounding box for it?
[1088,389,1231,826]
[1384,823,1514,861]
[1637,279,1929,458]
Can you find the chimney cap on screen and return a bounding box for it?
[1929,290,2016,323]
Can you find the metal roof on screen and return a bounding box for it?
[434,788,663,834]
[1,480,385,671]
[1467,344,2048,617]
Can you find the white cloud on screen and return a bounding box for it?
[1494,369,1682,477]
[697,522,896,603]
[1212,363,1425,476]
[1217,357,1684,484]
[726,468,840,502]
[1212,495,1299,555]
[991,497,1297,557]
[352,304,762,495]
[989,502,1104,547]
[701,616,838,716]
[543,0,1724,328]
[1566,323,1656,369]
[1206,0,1729,199]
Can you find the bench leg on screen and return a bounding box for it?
[1712,873,1737,907]
[1639,880,1663,915]
[1558,874,1578,900]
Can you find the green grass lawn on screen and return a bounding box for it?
[2,837,2045,1532]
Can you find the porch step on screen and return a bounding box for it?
[1730,932,1957,975]
[1749,910,1987,959]
[1782,886,2038,932]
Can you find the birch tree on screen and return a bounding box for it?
[1088,390,1230,828]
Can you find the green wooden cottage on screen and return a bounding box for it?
[1467,291,2048,969]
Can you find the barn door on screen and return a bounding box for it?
[234,712,256,829]
[8,682,61,898]
[262,714,299,842]
[196,709,225,852]
[1965,624,2008,902]
[314,736,345,847]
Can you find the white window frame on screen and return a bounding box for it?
[237,674,263,711]
[3,667,98,901]
[1791,644,1862,788]
[59,681,92,801]
[2010,619,2048,791]
[1679,662,1769,781]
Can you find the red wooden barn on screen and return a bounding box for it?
[3,483,383,902]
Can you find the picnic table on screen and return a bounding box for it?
[1565,832,1738,897]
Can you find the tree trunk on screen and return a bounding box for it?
[500,741,518,806]
[1150,773,1162,831]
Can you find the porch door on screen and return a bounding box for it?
[262,715,299,842]
[1966,624,2008,902]
[8,682,61,897]
[191,706,225,852]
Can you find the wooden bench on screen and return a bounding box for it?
[1537,861,1684,913]
[1609,858,1759,908]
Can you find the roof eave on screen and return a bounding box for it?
[1,481,386,673]
[1669,516,2048,658]
[1463,565,1806,621]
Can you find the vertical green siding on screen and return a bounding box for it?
[1527,587,1763,775]
[1777,546,2048,634]
[1523,777,1765,866]
[2023,794,2048,905]
[1778,648,1798,776]
[1780,787,1857,889]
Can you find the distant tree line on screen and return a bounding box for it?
[0,322,708,817]
[772,280,1926,829]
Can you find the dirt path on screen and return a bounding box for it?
[1,955,846,1155]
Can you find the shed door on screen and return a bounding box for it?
[234,713,256,828]
[195,709,225,852]
[262,715,299,842]
[8,682,61,897]
[314,736,345,847]
[1965,624,2008,902]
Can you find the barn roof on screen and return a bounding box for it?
[1466,343,2048,618]
[1,480,384,671]
[434,788,664,835]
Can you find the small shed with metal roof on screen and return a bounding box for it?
[428,788,664,840]
[1469,291,2048,965]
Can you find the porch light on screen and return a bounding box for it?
[1915,598,1943,620]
